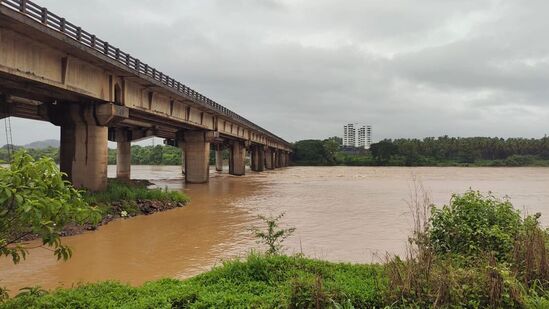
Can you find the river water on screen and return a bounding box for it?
[1,166,549,293]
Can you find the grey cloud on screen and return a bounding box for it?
[4,0,549,146]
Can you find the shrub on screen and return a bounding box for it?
[504,155,536,166]
[252,213,295,255]
[512,213,549,288]
[429,190,522,261]
[0,151,100,264]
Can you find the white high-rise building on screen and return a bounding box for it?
[366,125,372,149]
[343,123,372,148]
[343,124,356,147]
[357,126,366,148]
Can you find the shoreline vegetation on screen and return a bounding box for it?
[3,183,549,307]
[293,136,549,167]
[4,135,549,168]
[61,179,189,238]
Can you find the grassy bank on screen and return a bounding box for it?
[54,180,190,237]
[2,254,386,308]
[84,180,188,217]
[4,253,549,308]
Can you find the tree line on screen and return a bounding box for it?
[3,135,549,167]
[0,145,225,166]
[292,136,549,166]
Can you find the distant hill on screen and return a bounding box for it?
[23,139,59,149]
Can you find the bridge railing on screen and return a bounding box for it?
[0,0,290,147]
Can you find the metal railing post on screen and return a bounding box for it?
[40,7,47,24]
[20,0,27,13]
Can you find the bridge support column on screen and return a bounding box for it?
[273,150,279,169]
[229,141,246,176]
[215,144,223,172]
[182,131,211,183]
[116,128,131,182]
[59,106,108,191]
[251,145,265,172]
[277,150,284,168]
[265,147,273,170]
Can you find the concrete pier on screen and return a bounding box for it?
[251,145,265,172]
[183,131,211,183]
[59,105,108,191]
[215,144,223,172]
[265,147,273,170]
[229,141,246,176]
[273,150,279,169]
[116,128,131,181]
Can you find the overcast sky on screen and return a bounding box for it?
[6,0,549,145]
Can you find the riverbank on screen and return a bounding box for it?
[80,179,189,235]
[293,153,549,167]
[3,252,548,308]
[24,179,189,240]
[2,254,386,308]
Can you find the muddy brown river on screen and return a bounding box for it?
[1,166,549,293]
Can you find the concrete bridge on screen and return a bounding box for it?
[0,0,292,191]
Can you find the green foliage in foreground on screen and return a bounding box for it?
[386,190,549,308]
[0,151,100,264]
[429,191,522,261]
[2,254,387,308]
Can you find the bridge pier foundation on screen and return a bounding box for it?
[59,106,108,192]
[229,141,246,176]
[182,131,211,183]
[215,144,223,172]
[116,128,131,182]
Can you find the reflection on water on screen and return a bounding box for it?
[1,166,549,293]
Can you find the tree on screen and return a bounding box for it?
[0,151,100,264]
[370,140,398,164]
[322,138,340,164]
[292,140,332,165]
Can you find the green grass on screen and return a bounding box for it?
[1,254,387,308]
[84,180,188,205]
